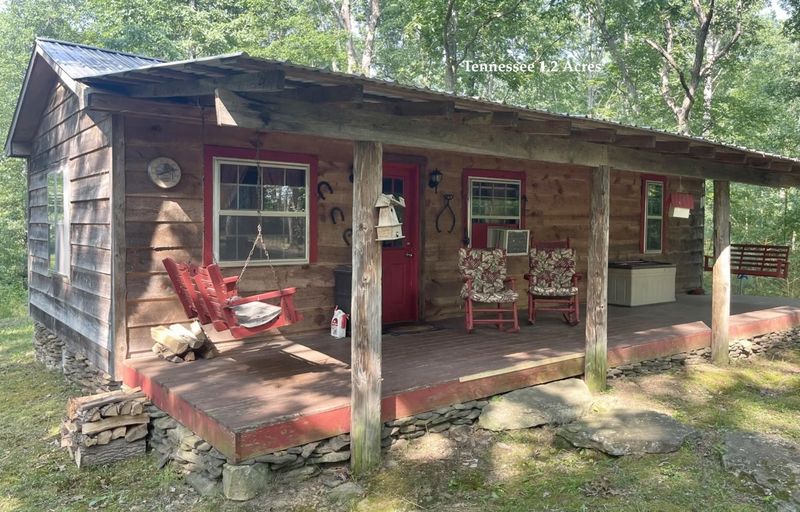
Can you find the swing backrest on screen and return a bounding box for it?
[193,264,238,330]
[162,258,212,324]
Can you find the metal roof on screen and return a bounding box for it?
[79,52,800,170]
[36,38,162,78]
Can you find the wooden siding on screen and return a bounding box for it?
[27,81,114,373]
[122,117,705,356]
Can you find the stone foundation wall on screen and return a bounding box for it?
[33,323,119,394]
[147,399,489,497]
[145,326,800,499]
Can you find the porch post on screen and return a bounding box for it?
[585,165,610,392]
[350,140,383,474]
[711,180,731,365]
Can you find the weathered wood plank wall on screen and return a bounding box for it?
[27,81,114,372]
[122,117,705,357]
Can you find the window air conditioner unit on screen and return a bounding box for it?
[497,229,530,256]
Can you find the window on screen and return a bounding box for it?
[213,157,311,265]
[463,170,524,248]
[641,176,665,253]
[47,169,70,277]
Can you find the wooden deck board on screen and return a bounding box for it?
[124,295,800,461]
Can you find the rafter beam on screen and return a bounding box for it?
[213,88,800,187]
[122,70,285,98]
[362,100,455,118]
[250,84,362,104]
[715,152,747,164]
[572,129,616,143]
[615,135,656,148]
[515,119,571,136]
[490,111,519,127]
[689,145,716,158]
[655,140,691,153]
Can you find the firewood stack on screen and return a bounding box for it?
[61,388,149,468]
[150,321,218,363]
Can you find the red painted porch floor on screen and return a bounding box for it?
[123,295,800,462]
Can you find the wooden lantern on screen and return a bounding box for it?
[375,194,405,241]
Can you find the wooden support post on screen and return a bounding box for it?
[712,180,731,365]
[585,165,610,392]
[350,141,383,474]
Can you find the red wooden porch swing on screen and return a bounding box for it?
[163,225,302,339]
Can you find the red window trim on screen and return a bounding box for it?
[640,174,667,254]
[462,168,527,248]
[203,144,319,266]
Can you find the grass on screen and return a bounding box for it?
[1,310,799,511]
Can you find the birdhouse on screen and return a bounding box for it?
[375,194,405,241]
[668,192,694,219]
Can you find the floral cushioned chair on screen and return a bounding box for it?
[458,248,520,333]
[524,245,581,326]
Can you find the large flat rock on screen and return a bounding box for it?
[722,431,800,509]
[478,378,592,431]
[557,409,696,456]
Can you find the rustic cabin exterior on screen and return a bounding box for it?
[9,39,800,471]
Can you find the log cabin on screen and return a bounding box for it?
[8,38,800,470]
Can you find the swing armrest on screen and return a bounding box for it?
[223,276,239,292]
[226,287,298,306]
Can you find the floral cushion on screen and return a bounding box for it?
[469,289,519,304]
[528,247,577,297]
[458,248,513,302]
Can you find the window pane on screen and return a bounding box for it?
[647,182,663,217]
[646,218,662,252]
[240,166,258,184]
[260,217,306,260]
[238,185,259,210]
[220,164,238,183]
[470,179,520,220]
[286,168,305,187]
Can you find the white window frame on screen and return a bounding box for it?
[47,167,70,278]
[212,156,311,266]
[642,179,665,254]
[467,176,522,244]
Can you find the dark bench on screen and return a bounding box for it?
[704,244,790,279]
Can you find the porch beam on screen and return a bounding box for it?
[655,140,691,153]
[585,165,610,392]
[122,70,285,98]
[614,134,656,149]
[350,140,383,474]
[516,119,571,135]
[711,180,731,365]
[363,100,455,118]
[211,88,800,187]
[252,84,363,104]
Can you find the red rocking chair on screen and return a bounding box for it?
[458,248,520,333]
[524,240,581,326]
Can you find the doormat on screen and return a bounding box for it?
[383,323,442,336]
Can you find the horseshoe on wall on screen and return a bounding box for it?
[330,207,345,225]
[317,181,333,200]
[343,228,353,246]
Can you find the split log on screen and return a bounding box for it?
[189,320,207,341]
[81,414,149,435]
[95,430,113,445]
[125,423,148,442]
[150,326,190,355]
[197,342,218,360]
[169,323,205,349]
[100,402,120,417]
[119,401,133,416]
[130,400,144,416]
[75,438,146,468]
[111,426,127,440]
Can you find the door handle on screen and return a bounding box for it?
[405,252,414,257]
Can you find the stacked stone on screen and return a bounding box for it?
[148,408,227,489]
[607,327,800,379]
[33,322,63,369]
[62,348,119,393]
[381,400,488,447]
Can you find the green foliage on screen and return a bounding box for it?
[0,0,799,311]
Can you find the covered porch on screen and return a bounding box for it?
[123,295,800,462]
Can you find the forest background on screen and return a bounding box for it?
[0,0,799,315]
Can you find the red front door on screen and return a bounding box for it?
[382,162,419,324]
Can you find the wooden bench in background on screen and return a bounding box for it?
[704,244,790,279]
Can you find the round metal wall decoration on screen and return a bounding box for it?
[147,157,182,189]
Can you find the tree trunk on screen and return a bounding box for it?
[712,180,731,365]
[350,141,383,475]
[585,165,610,392]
